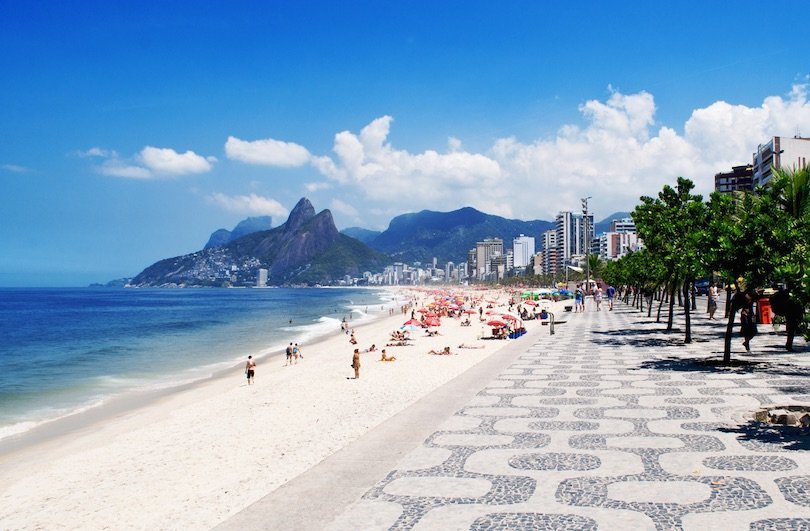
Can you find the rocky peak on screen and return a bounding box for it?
[284,197,316,233]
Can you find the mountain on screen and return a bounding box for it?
[131,199,390,287]
[340,227,381,245]
[204,216,273,249]
[368,207,555,264]
[594,211,632,235]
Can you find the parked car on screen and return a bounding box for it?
[695,279,711,296]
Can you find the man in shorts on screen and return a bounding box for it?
[285,343,294,366]
[606,285,616,311]
[245,355,256,385]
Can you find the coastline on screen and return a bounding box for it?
[0,286,399,445]
[0,287,557,529]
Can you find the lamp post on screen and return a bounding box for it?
[581,196,591,294]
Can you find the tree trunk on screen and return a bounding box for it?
[647,284,655,318]
[724,307,737,364]
[656,285,665,323]
[683,281,692,343]
[667,282,676,331]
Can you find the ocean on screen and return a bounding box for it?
[0,287,397,441]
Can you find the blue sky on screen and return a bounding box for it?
[1,1,808,286]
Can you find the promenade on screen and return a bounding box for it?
[222,298,810,530]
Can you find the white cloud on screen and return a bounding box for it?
[291,83,810,222]
[139,146,215,175]
[88,146,214,179]
[208,192,289,217]
[329,198,359,219]
[98,160,153,179]
[1,164,32,173]
[304,181,332,192]
[224,136,311,167]
[78,147,116,158]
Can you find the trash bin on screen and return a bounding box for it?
[757,297,772,324]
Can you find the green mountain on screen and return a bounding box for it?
[131,198,390,287]
[340,226,381,245]
[368,206,555,264]
[204,216,273,249]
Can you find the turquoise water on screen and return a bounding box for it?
[0,287,394,439]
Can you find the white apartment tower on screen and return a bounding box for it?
[753,136,810,187]
[475,238,503,280]
[512,234,535,268]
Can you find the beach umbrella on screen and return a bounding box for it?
[425,317,441,327]
[403,318,424,327]
[501,314,519,321]
[416,308,429,313]
[463,309,478,314]
[425,312,438,318]
[523,300,538,306]
[487,319,506,327]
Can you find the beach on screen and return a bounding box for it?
[0,287,558,529]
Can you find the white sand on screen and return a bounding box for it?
[0,288,557,529]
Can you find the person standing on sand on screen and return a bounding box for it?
[244,355,256,385]
[295,342,303,360]
[351,348,361,379]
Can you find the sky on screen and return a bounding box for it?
[1,1,809,286]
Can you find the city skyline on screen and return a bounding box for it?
[1,1,809,286]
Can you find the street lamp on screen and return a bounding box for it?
[581,196,591,294]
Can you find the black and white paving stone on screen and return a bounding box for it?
[328,302,810,530]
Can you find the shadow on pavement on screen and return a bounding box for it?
[719,421,810,452]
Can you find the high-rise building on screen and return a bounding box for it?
[753,136,810,187]
[475,238,503,279]
[555,211,593,268]
[256,268,268,287]
[512,234,535,268]
[715,165,753,193]
[609,217,636,234]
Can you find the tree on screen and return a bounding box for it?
[633,178,708,342]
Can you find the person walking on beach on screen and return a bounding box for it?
[295,342,303,360]
[351,348,361,379]
[595,287,603,312]
[245,355,256,385]
[285,343,294,366]
[292,342,300,364]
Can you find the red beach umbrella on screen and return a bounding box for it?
[425,317,441,327]
[403,318,424,327]
[502,314,519,321]
[463,309,478,314]
[417,308,429,313]
[487,320,506,327]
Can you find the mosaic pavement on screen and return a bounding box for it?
[327,302,810,531]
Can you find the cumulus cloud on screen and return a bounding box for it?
[304,181,332,192]
[224,136,311,167]
[285,83,810,222]
[329,198,359,219]
[208,192,289,217]
[139,146,215,175]
[89,146,215,179]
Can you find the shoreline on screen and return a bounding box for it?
[0,287,560,529]
[0,287,404,454]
